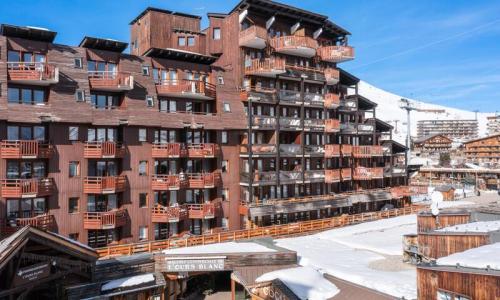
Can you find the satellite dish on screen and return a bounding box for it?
[430,191,444,216]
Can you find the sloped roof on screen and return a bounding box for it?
[414,134,452,144]
[463,133,500,145]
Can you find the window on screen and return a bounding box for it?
[69,233,79,241]
[221,131,228,144]
[8,87,45,105]
[139,161,148,176]
[223,102,231,112]
[178,36,186,46]
[7,125,45,141]
[68,198,79,213]
[213,27,221,40]
[139,193,148,208]
[69,126,79,141]
[90,93,120,109]
[69,161,80,177]
[222,160,229,173]
[75,90,85,102]
[217,76,224,85]
[146,96,154,107]
[139,128,147,142]
[74,58,83,68]
[187,36,195,46]
[142,65,150,76]
[139,226,148,240]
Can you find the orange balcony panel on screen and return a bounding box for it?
[353,146,384,158]
[88,71,134,91]
[83,209,127,230]
[151,175,183,191]
[7,62,59,86]
[239,201,249,215]
[324,93,340,109]
[184,143,218,158]
[156,79,216,100]
[353,167,384,180]
[324,68,340,85]
[84,141,125,159]
[270,36,318,58]
[0,178,54,198]
[341,168,352,181]
[318,45,355,63]
[341,145,353,156]
[239,25,267,49]
[14,213,56,231]
[186,172,221,189]
[187,203,216,219]
[152,143,181,158]
[391,186,413,198]
[0,140,53,159]
[325,169,341,183]
[325,144,340,158]
[151,205,187,223]
[83,176,126,194]
[245,58,286,77]
[325,119,341,133]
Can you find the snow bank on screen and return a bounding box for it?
[101,273,155,291]
[162,241,276,255]
[256,266,339,300]
[436,221,500,233]
[436,243,500,270]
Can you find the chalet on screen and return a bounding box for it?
[463,134,500,168]
[413,134,453,154]
[434,185,455,201]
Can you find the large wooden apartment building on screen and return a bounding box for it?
[0,0,408,248]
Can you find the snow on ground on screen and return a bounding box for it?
[275,215,418,299]
[162,241,276,255]
[436,221,500,233]
[436,243,500,270]
[101,273,155,291]
[256,266,340,300]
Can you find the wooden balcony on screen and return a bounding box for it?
[88,71,133,91]
[152,143,181,158]
[341,168,352,181]
[0,178,54,198]
[240,87,277,104]
[324,68,340,85]
[240,144,277,156]
[151,205,187,223]
[279,89,302,105]
[325,93,340,109]
[245,58,286,77]
[83,176,126,194]
[341,145,353,156]
[304,170,325,182]
[83,209,127,230]
[390,186,413,198]
[325,169,341,183]
[7,62,59,86]
[253,115,277,129]
[7,213,56,231]
[325,119,341,133]
[303,92,324,106]
[156,79,216,100]
[270,36,318,58]
[318,45,355,63]
[241,171,277,186]
[304,119,325,131]
[151,175,183,191]
[353,167,384,180]
[239,25,267,49]
[184,143,218,158]
[325,144,341,157]
[84,141,125,158]
[185,172,221,189]
[186,203,216,219]
[352,146,384,158]
[0,140,53,159]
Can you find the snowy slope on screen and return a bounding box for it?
[357,81,493,144]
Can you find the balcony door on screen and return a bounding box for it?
[6,197,46,220]
[7,161,46,179]
[87,194,117,212]
[88,161,118,177]
[7,125,45,141]
[88,127,117,142]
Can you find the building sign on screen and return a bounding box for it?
[165,256,225,272]
[13,262,51,287]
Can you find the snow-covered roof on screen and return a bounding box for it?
[162,241,276,255]
[435,221,500,233]
[255,266,339,300]
[436,243,500,271]
[101,273,155,291]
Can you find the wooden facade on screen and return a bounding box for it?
[463,134,500,168]
[413,134,452,154]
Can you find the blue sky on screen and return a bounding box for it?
[2,0,500,112]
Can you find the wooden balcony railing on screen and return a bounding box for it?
[325,144,341,157]
[184,143,218,158]
[353,167,384,180]
[245,58,286,76]
[324,93,340,109]
[12,213,56,231]
[303,92,324,106]
[156,79,216,99]
[240,144,277,155]
[83,176,126,194]
[341,168,352,181]
[324,68,340,84]
[187,203,216,219]
[318,45,355,63]
[325,169,341,183]
[240,87,277,103]
[7,62,59,85]
[390,186,413,198]
[325,119,341,132]
[185,172,221,189]
[253,115,277,129]
[241,171,278,185]
[88,71,134,91]
[0,178,54,198]
[151,175,183,191]
[239,25,268,49]
[0,140,53,159]
[84,141,125,158]
[152,143,181,158]
[151,205,187,223]
[83,209,127,230]
[352,146,384,158]
[270,36,318,57]
[341,144,353,156]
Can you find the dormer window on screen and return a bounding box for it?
[87,60,117,76]
[90,92,120,109]
[178,37,186,47]
[187,36,195,46]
